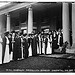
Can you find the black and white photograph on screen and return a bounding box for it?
[0,1,75,73]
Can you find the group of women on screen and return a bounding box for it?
[0,29,63,64]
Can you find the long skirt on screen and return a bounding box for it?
[37,44,40,54]
[28,44,32,57]
[39,41,41,54]
[0,43,2,64]
[21,46,24,59]
[9,51,13,61]
[47,42,52,54]
[3,44,10,63]
[42,42,45,54]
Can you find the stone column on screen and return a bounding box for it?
[6,13,10,32]
[62,3,70,44]
[72,3,75,48]
[27,6,33,34]
[0,14,6,34]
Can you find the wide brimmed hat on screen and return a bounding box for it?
[11,30,15,33]
[4,31,9,36]
[23,33,27,36]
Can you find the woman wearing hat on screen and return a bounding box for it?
[23,34,28,59]
[28,34,32,57]
[8,33,13,61]
[13,33,22,61]
[46,34,52,54]
[52,30,59,54]
[3,32,10,63]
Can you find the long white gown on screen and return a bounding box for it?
[0,36,2,64]
[28,41,32,57]
[37,43,40,54]
[47,38,52,54]
[10,51,13,61]
[38,35,41,54]
[3,36,10,63]
[21,38,24,59]
[42,39,45,54]
[11,36,14,61]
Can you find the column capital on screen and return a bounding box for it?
[62,2,69,4]
[28,7,32,11]
[26,5,32,11]
[62,2,69,6]
[5,13,10,17]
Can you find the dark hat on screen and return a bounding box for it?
[4,31,9,36]
[23,33,27,36]
[28,34,32,36]
[11,30,15,33]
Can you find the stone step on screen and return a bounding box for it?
[66,49,75,53]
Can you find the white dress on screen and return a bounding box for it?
[37,43,40,54]
[10,51,13,61]
[11,36,14,61]
[3,36,10,63]
[39,36,41,54]
[47,38,52,54]
[42,39,45,54]
[21,38,24,59]
[0,36,2,64]
[28,42,32,57]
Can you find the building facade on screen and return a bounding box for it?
[0,2,75,52]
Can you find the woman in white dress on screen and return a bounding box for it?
[38,34,41,54]
[0,34,3,64]
[21,36,24,59]
[47,35,52,54]
[3,33,10,63]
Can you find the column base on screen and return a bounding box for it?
[71,43,75,49]
[66,43,75,54]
